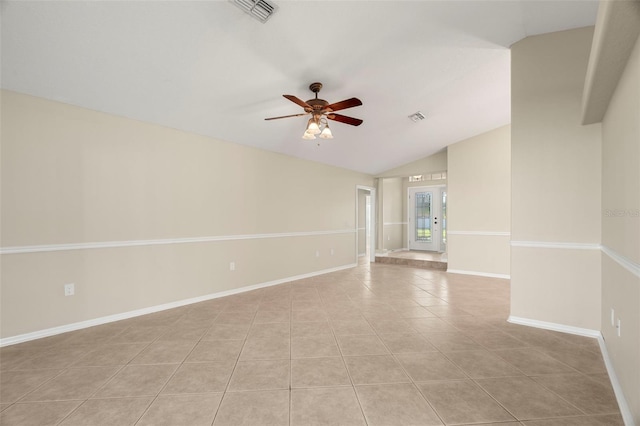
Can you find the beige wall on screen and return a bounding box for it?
[511,246,601,326]
[381,178,404,251]
[0,90,373,339]
[447,125,511,277]
[376,150,447,178]
[600,32,640,423]
[511,27,602,330]
[357,189,368,256]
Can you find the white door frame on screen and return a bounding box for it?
[356,185,376,263]
[407,185,446,252]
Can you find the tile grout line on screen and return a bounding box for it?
[131,308,222,425]
[13,323,158,425]
[394,287,465,426]
[325,278,371,426]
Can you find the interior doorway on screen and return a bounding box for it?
[408,185,446,252]
[356,186,376,263]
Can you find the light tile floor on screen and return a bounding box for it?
[0,262,624,425]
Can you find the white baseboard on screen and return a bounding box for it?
[507,315,600,338]
[447,269,510,280]
[597,336,635,426]
[508,315,634,425]
[0,263,357,347]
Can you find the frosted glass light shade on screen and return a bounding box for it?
[319,126,333,139]
[307,120,321,135]
[302,131,316,140]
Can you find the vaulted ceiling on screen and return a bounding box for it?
[1,1,598,175]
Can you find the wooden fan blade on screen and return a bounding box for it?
[283,95,311,109]
[327,113,363,126]
[264,113,309,121]
[325,97,362,112]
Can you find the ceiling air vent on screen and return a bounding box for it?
[408,111,426,122]
[231,0,277,23]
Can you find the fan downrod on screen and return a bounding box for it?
[306,82,328,110]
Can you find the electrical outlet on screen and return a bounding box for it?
[315,250,320,258]
[330,248,334,256]
[611,308,615,326]
[230,262,235,271]
[64,283,75,296]
[387,235,390,241]
[617,319,621,337]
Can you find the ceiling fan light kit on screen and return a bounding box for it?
[265,82,362,143]
[304,116,333,141]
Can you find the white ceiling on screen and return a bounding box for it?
[1,1,598,175]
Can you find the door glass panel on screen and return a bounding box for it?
[415,192,432,242]
[441,190,447,247]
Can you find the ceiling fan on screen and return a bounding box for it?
[265,82,363,140]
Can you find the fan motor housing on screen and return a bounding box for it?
[306,98,329,111]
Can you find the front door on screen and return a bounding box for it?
[408,186,445,252]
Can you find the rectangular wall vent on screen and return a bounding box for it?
[408,111,426,122]
[231,0,277,23]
